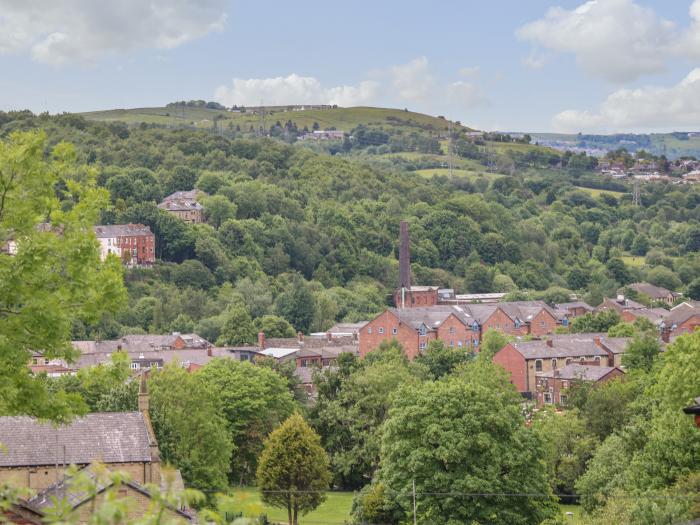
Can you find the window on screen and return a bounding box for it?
[562,318,569,326]
[559,394,568,405]
[392,328,398,335]
[458,340,463,347]
[540,320,546,327]
[543,392,553,404]
[367,327,372,334]
[562,381,569,389]
[419,325,427,336]
[32,358,38,365]
[130,362,139,370]
[378,327,384,334]
[551,358,557,369]
[450,340,454,347]
[472,322,479,332]
[44,359,49,365]
[535,359,543,372]
[594,356,601,363]
[449,327,455,334]
[473,339,479,347]
[419,341,426,350]
[566,358,572,365]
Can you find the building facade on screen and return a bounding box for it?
[94,224,156,266]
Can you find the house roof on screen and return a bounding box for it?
[157,199,203,212]
[555,301,595,312]
[665,303,700,326]
[510,338,610,360]
[0,413,152,468]
[93,224,153,238]
[162,190,202,202]
[537,363,623,381]
[260,347,299,359]
[28,466,193,521]
[72,333,211,355]
[389,306,473,330]
[627,282,676,299]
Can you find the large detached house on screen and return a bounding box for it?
[535,363,625,407]
[158,190,205,224]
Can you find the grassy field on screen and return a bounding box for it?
[227,487,354,524]
[414,167,503,181]
[227,488,585,525]
[79,106,470,134]
[574,186,627,198]
[621,255,647,268]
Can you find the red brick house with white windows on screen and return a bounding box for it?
[535,363,625,407]
[94,224,155,266]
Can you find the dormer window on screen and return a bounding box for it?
[472,322,479,332]
[419,325,427,336]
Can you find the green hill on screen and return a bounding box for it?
[79,105,472,133]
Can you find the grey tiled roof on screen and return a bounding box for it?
[555,301,595,311]
[510,339,609,359]
[0,413,152,467]
[666,303,700,325]
[93,224,153,238]
[537,363,622,381]
[627,282,675,299]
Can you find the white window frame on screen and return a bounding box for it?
[535,359,543,372]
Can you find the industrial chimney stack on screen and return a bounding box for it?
[399,221,411,307]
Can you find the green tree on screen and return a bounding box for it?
[256,413,332,525]
[202,194,237,228]
[275,277,316,334]
[570,310,620,333]
[415,340,472,379]
[687,277,700,300]
[148,365,233,492]
[0,131,126,420]
[379,371,558,525]
[217,304,256,345]
[199,359,296,484]
[478,328,510,361]
[645,266,682,292]
[622,333,660,371]
[254,315,295,338]
[531,408,598,497]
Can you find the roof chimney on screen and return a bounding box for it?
[297,331,304,344]
[546,339,553,348]
[258,331,266,349]
[399,221,411,291]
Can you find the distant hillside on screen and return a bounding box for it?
[529,132,700,160]
[79,105,473,134]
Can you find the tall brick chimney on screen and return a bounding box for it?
[399,221,411,291]
[258,331,266,349]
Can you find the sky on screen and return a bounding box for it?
[1,0,699,133]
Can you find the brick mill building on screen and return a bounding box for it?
[94,224,155,266]
[360,221,565,359]
[492,335,630,398]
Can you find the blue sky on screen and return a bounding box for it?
[1,0,699,133]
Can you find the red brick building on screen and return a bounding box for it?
[393,286,439,308]
[554,301,595,319]
[360,301,565,359]
[492,335,628,397]
[664,301,700,340]
[535,363,625,407]
[94,224,156,266]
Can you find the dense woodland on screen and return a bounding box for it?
[1,114,699,524]
[2,110,700,345]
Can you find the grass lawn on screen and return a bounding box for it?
[559,504,584,524]
[227,487,353,525]
[621,255,646,268]
[574,186,627,198]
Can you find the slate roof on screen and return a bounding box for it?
[93,224,153,238]
[510,339,609,359]
[389,305,474,330]
[162,190,202,202]
[537,363,623,381]
[666,302,700,326]
[555,301,595,312]
[627,282,677,299]
[157,199,203,212]
[72,333,211,355]
[28,466,193,521]
[0,413,152,468]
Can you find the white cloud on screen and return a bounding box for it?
[459,66,480,78]
[552,68,700,132]
[213,74,379,107]
[389,56,435,103]
[517,0,677,82]
[0,0,227,65]
[214,57,488,114]
[677,0,700,59]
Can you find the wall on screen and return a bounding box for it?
[436,314,477,352]
[492,344,527,392]
[482,309,527,337]
[529,309,558,337]
[359,311,422,359]
[392,289,438,308]
[75,485,188,524]
[0,461,156,491]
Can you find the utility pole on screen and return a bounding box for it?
[633,178,641,206]
[258,100,265,137]
[412,479,417,525]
